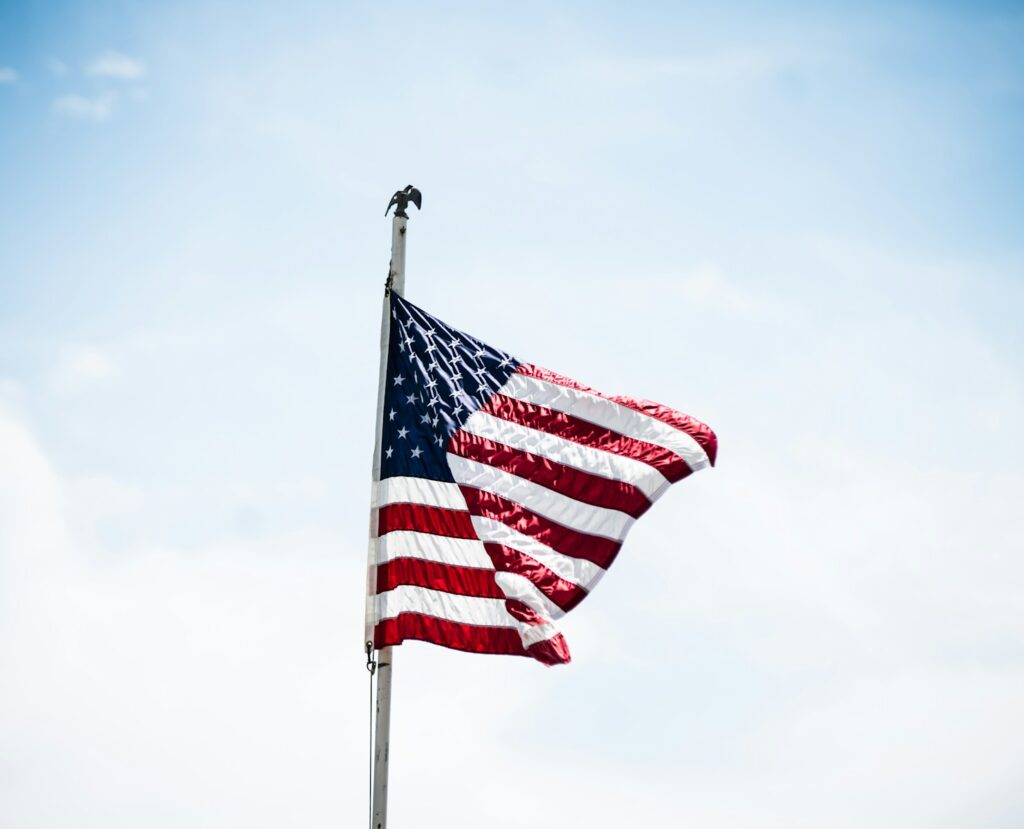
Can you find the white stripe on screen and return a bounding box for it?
[376,584,562,654]
[461,410,668,501]
[377,530,492,569]
[521,622,560,648]
[374,476,466,510]
[499,373,710,472]
[494,571,565,621]
[448,454,634,541]
[471,516,606,590]
[376,584,517,629]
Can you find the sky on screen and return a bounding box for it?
[1,1,1023,826]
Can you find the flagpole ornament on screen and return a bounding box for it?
[384,186,420,297]
[385,185,422,219]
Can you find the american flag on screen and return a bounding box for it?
[366,293,717,665]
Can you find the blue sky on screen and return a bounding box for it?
[1,2,1023,827]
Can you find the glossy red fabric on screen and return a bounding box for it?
[515,363,718,466]
[481,392,692,482]
[448,429,652,518]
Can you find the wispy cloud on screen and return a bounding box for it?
[48,345,117,392]
[575,46,811,89]
[0,67,17,84]
[673,262,771,317]
[0,404,363,825]
[52,92,117,121]
[85,50,145,80]
[47,58,67,76]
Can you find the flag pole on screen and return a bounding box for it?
[368,185,421,829]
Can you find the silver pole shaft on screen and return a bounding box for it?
[369,212,407,829]
[389,215,407,296]
[370,644,393,829]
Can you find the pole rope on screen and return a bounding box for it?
[366,641,376,829]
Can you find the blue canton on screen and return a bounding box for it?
[380,293,521,483]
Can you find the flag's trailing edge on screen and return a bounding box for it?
[366,293,717,666]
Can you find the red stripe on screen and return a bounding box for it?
[460,486,621,569]
[526,632,571,666]
[480,393,692,483]
[376,614,523,655]
[378,503,476,539]
[448,430,651,518]
[376,558,504,599]
[484,543,589,612]
[505,598,544,625]
[516,363,718,466]
[496,601,572,666]
[374,614,570,665]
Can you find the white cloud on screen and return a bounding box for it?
[52,92,117,121]
[673,261,769,317]
[66,475,144,522]
[47,58,67,76]
[85,50,145,80]
[0,66,17,84]
[48,345,116,392]
[0,378,23,405]
[575,46,810,89]
[0,407,68,564]
[0,404,362,825]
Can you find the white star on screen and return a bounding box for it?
[410,446,423,459]
[427,361,439,372]
[404,335,415,350]
[427,396,440,409]
[385,446,394,459]
[393,374,405,386]
[498,356,512,368]
[451,354,463,364]
[397,426,409,439]
[431,416,439,428]
[405,393,417,405]
[425,377,438,390]
[388,408,397,421]
[425,342,436,353]
[424,328,436,338]
[474,348,486,358]
[453,404,464,417]
[392,308,397,319]
[477,382,489,393]
[435,434,444,447]
[449,338,459,348]
[420,413,431,424]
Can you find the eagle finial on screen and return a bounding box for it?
[385,185,422,219]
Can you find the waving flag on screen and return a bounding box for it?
[366,293,717,665]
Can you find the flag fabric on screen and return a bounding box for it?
[366,292,717,665]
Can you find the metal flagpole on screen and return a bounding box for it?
[367,185,421,829]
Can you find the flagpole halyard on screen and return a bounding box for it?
[368,186,420,829]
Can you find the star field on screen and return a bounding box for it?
[379,293,521,482]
